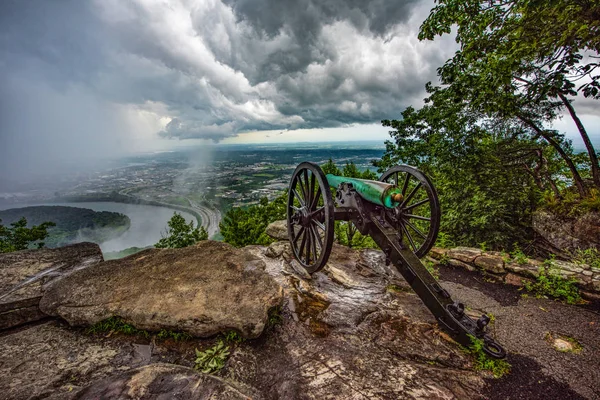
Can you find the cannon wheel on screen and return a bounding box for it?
[380,165,441,258]
[287,162,335,274]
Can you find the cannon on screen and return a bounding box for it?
[287,162,506,358]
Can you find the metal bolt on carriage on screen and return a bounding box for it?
[286,162,506,358]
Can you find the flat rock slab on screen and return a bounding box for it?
[75,363,260,400]
[39,240,283,338]
[0,242,103,330]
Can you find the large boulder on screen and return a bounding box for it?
[0,242,103,330]
[39,241,283,338]
[533,209,600,253]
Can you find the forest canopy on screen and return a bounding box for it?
[0,206,130,248]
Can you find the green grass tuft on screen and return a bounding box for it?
[222,330,245,343]
[86,317,192,340]
[85,316,149,338]
[462,336,511,378]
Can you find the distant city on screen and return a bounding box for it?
[0,141,387,235]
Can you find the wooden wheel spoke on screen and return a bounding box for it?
[303,170,310,205]
[293,226,305,243]
[401,182,422,208]
[310,224,323,251]
[405,220,427,239]
[293,188,306,208]
[404,198,429,212]
[291,205,302,211]
[310,206,324,218]
[394,172,399,186]
[404,213,430,221]
[297,175,308,205]
[312,218,326,231]
[311,226,318,260]
[401,173,410,196]
[309,172,316,209]
[401,224,417,252]
[298,231,307,259]
[305,230,312,264]
[310,186,322,210]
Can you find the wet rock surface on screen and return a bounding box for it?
[0,242,103,330]
[40,241,283,339]
[1,242,599,399]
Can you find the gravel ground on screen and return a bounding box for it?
[438,264,600,400]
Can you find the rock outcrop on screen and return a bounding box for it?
[533,209,600,253]
[265,219,288,241]
[2,237,599,399]
[39,240,283,339]
[0,242,103,330]
[429,246,600,296]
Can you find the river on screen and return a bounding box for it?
[0,202,196,253]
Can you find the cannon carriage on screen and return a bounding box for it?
[286,162,506,358]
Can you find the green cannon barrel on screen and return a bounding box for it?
[326,174,404,208]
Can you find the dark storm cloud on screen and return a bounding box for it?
[1,0,457,173]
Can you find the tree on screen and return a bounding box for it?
[220,194,287,247]
[0,217,56,253]
[375,85,547,249]
[155,213,208,249]
[419,0,600,195]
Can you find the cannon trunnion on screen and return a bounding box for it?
[287,161,506,359]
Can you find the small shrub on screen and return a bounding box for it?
[435,232,455,248]
[524,258,582,304]
[194,341,230,374]
[510,244,528,265]
[462,336,511,378]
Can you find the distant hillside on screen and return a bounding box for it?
[0,206,130,248]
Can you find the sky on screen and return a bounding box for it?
[1,0,599,186]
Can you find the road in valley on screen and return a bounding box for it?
[187,199,222,238]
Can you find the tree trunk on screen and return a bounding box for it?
[558,92,600,189]
[517,115,588,197]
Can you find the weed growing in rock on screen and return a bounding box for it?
[386,284,410,294]
[524,258,582,304]
[571,248,600,270]
[267,305,283,327]
[194,341,230,374]
[222,330,245,343]
[425,259,440,279]
[156,329,192,341]
[462,336,511,378]
[85,317,150,338]
[438,254,450,266]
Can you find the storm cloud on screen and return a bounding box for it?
[0,0,458,183]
